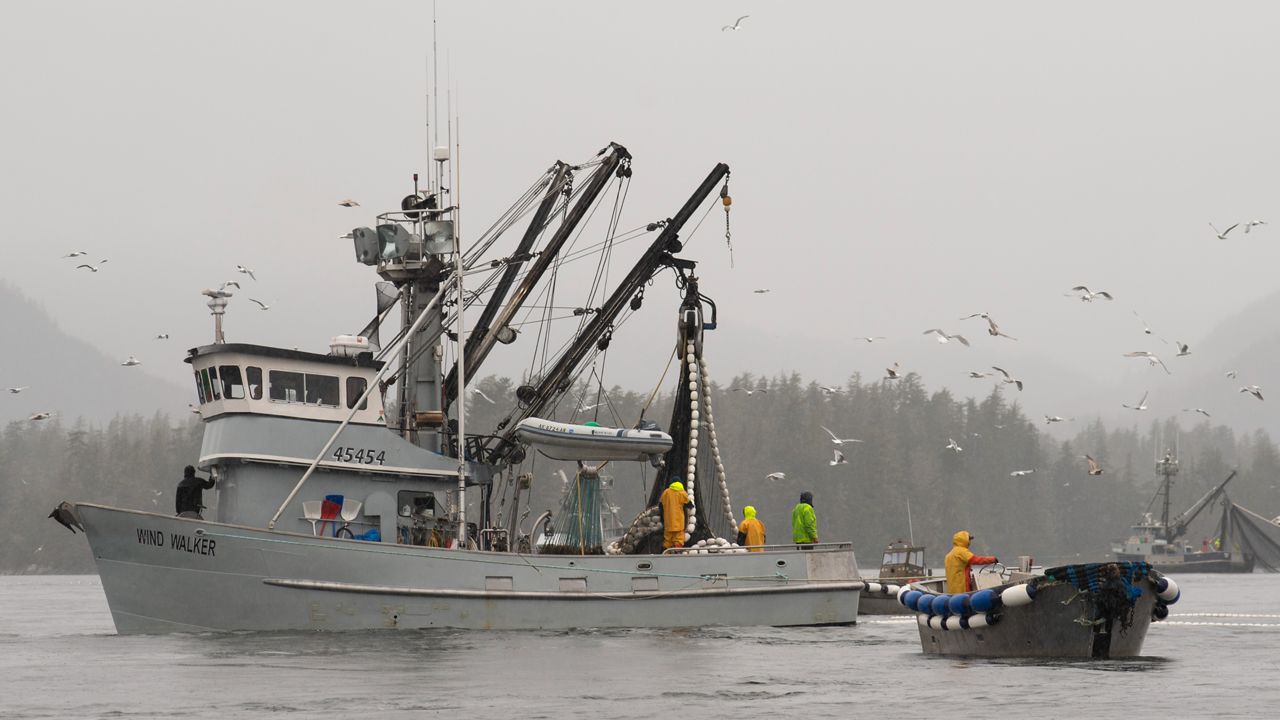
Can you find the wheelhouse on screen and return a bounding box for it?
[186,343,385,425]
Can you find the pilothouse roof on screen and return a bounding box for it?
[185,343,384,370]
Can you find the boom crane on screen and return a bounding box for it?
[441,160,575,410]
[484,162,731,464]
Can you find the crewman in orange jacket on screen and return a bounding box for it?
[944,530,998,594]
[659,479,690,550]
[736,505,766,551]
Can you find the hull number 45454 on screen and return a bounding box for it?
[332,447,387,465]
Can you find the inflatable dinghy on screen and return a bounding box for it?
[514,418,673,462]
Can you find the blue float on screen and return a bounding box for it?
[930,594,952,616]
[969,589,997,613]
[947,593,970,615]
[902,590,923,611]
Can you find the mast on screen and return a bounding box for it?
[1156,450,1179,542]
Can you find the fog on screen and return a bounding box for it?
[3,1,1279,429]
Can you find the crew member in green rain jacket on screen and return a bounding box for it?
[791,491,817,544]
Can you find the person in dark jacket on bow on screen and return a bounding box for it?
[175,465,215,519]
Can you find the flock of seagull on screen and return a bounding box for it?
[7,197,373,420]
[744,220,1269,483]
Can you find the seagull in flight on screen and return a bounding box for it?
[818,385,843,396]
[966,370,992,379]
[8,386,29,394]
[923,329,970,346]
[577,402,601,413]
[1175,341,1190,357]
[945,438,963,453]
[1210,222,1239,240]
[62,250,88,258]
[28,411,53,421]
[248,298,271,310]
[1132,311,1154,335]
[338,199,360,207]
[155,333,169,340]
[1244,219,1267,234]
[722,14,749,31]
[1240,385,1264,401]
[766,471,787,482]
[820,426,862,446]
[75,260,108,272]
[1009,469,1036,477]
[829,449,848,466]
[1225,370,1238,379]
[991,366,1024,391]
[1084,455,1104,476]
[961,313,1016,340]
[470,387,495,404]
[1123,351,1171,374]
[236,265,257,281]
[752,288,771,294]
[856,336,886,343]
[1044,415,1070,424]
[884,362,903,380]
[1122,391,1150,411]
[1067,285,1113,302]
[1183,408,1211,418]
[121,355,142,367]
[731,387,767,395]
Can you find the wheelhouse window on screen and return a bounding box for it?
[346,376,368,410]
[305,374,340,406]
[269,370,304,403]
[220,365,245,400]
[202,367,221,400]
[246,366,263,400]
[194,371,208,404]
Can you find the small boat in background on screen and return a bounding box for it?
[897,561,1178,659]
[859,539,935,615]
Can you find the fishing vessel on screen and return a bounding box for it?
[898,562,1177,659]
[858,539,932,615]
[58,140,862,633]
[1111,453,1255,573]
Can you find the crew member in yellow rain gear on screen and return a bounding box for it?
[944,530,998,594]
[737,505,766,551]
[659,479,690,550]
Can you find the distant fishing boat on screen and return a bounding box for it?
[898,562,1178,659]
[1112,453,1255,573]
[858,539,933,615]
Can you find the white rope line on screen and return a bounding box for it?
[1162,621,1280,628]
[1171,612,1280,618]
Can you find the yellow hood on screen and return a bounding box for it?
[743,506,756,519]
[952,531,972,549]
[668,481,684,492]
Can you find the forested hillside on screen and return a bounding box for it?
[4,372,1277,573]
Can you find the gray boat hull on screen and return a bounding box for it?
[857,582,912,615]
[914,578,1160,658]
[77,503,862,633]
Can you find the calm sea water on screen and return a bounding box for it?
[2,574,1278,719]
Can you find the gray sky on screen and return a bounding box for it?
[3,1,1279,430]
